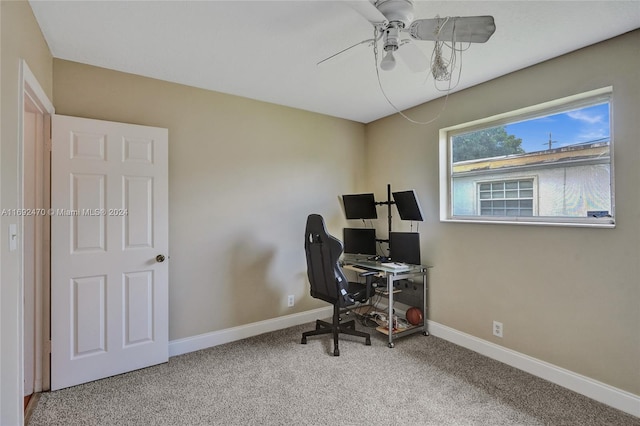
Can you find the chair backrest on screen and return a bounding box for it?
[304,214,351,306]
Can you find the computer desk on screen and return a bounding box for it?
[342,256,431,348]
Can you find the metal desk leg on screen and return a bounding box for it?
[387,273,394,348]
[423,270,429,336]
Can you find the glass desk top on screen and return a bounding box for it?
[341,254,430,275]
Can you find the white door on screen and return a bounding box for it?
[51,115,169,390]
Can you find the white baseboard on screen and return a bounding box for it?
[428,320,640,418]
[168,306,332,358]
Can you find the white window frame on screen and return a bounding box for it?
[439,87,615,228]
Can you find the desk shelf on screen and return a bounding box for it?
[375,288,402,296]
[375,324,422,336]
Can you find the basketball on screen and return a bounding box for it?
[406,307,423,325]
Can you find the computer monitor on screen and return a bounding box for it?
[342,193,378,219]
[389,232,421,265]
[343,228,377,256]
[392,190,424,221]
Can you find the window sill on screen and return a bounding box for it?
[441,216,615,228]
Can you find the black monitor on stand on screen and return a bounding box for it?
[392,190,424,222]
[389,232,421,265]
[341,193,378,220]
[343,228,377,257]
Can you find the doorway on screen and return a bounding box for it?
[19,59,169,417]
[20,60,54,416]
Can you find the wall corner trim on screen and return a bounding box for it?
[428,320,640,418]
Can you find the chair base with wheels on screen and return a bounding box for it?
[301,304,371,356]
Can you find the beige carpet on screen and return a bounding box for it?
[27,320,639,425]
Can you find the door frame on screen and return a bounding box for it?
[19,59,55,406]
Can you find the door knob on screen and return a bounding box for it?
[156,254,166,263]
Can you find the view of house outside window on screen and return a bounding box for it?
[441,88,614,226]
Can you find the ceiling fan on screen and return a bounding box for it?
[326,0,496,75]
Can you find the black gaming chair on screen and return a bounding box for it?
[301,214,376,356]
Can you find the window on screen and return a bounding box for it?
[479,179,534,217]
[439,87,614,227]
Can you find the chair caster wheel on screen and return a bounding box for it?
[301,337,307,344]
[423,331,429,336]
[365,338,371,346]
[388,342,395,348]
[334,349,340,356]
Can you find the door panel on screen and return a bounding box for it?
[123,271,154,346]
[72,174,106,251]
[124,176,153,248]
[51,115,168,390]
[72,275,106,356]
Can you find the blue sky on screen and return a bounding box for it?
[504,103,610,153]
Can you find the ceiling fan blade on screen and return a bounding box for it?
[317,38,374,66]
[344,0,388,26]
[408,16,496,43]
[397,41,429,72]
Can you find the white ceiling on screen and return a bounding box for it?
[29,1,640,123]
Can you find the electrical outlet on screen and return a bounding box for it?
[493,320,503,338]
[287,295,295,307]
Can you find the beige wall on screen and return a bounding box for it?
[1,1,53,424]
[365,30,640,395]
[52,59,366,340]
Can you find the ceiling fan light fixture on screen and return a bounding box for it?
[380,50,397,71]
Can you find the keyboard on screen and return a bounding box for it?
[343,264,375,274]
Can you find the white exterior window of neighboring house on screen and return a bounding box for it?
[478,179,534,217]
